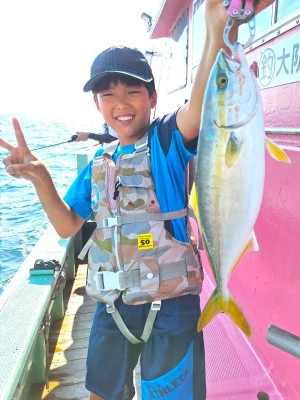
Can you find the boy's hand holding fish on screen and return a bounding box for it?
[177,0,274,143]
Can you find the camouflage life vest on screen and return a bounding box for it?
[79,134,203,343]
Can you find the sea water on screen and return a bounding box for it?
[0,113,100,295]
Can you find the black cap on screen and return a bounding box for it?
[83,46,154,92]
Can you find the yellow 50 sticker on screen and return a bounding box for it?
[138,234,153,250]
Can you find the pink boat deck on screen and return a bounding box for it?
[201,265,282,400]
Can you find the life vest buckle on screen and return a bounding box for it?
[106,304,115,313]
[94,270,125,291]
[102,215,121,228]
[151,300,162,311]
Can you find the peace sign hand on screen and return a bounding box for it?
[1,118,47,183]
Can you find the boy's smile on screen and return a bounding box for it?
[95,80,157,146]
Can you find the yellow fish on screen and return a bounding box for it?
[193,43,290,337]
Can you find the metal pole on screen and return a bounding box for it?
[77,153,88,175]
[267,325,300,359]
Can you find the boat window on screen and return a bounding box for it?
[237,0,300,48]
[166,9,188,93]
[192,0,206,68]
[238,6,273,45]
[276,0,300,22]
[255,6,273,35]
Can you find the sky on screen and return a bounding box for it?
[0,0,162,127]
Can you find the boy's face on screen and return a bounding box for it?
[94,79,157,146]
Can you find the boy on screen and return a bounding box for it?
[0,1,274,399]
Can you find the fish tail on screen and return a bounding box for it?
[197,289,223,332]
[225,296,251,337]
[198,289,251,337]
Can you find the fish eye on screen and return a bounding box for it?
[217,74,228,88]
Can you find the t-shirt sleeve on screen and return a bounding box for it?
[148,112,197,241]
[150,110,198,157]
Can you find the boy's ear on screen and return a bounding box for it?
[94,95,101,112]
[150,90,158,109]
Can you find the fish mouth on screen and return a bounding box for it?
[220,48,241,73]
[220,42,244,67]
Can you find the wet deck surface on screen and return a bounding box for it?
[30,263,94,399]
[29,262,282,400]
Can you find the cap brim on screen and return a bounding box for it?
[83,71,153,92]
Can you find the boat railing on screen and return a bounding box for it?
[0,225,75,400]
[265,128,300,135]
[267,325,300,359]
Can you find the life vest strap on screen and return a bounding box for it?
[77,232,95,260]
[87,260,189,291]
[134,134,149,155]
[97,207,190,229]
[106,301,161,344]
[79,205,201,261]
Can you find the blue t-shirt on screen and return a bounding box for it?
[64,112,200,336]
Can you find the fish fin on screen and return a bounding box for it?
[190,183,200,223]
[265,137,291,163]
[225,132,243,168]
[231,233,259,273]
[190,185,217,279]
[197,289,251,337]
[238,233,259,256]
[202,235,219,283]
[189,184,205,251]
[247,232,259,252]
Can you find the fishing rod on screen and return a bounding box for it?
[31,135,78,151]
[31,131,117,151]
